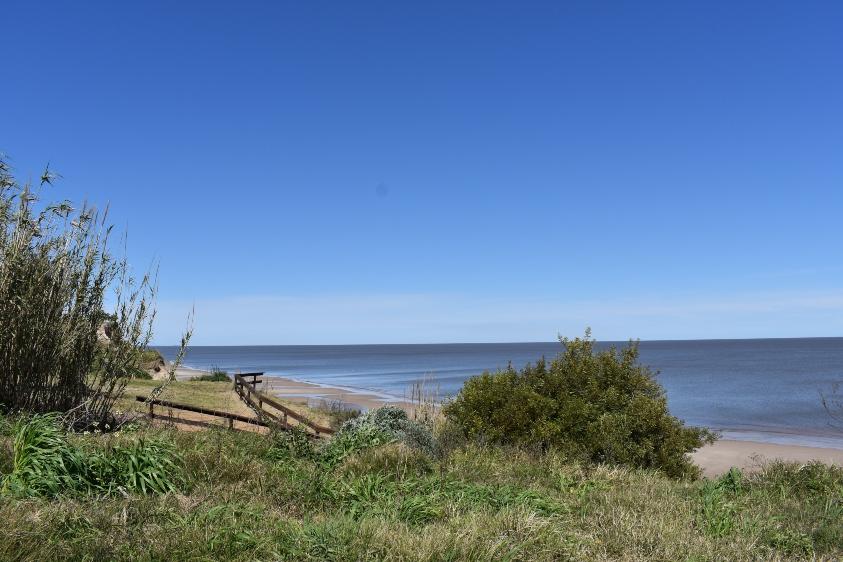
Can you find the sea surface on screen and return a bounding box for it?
[158,338,843,448]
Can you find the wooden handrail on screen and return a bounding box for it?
[136,395,269,428]
[233,372,334,435]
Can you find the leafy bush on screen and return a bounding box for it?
[1,413,181,497]
[0,157,157,427]
[443,331,715,477]
[697,468,743,537]
[1,413,88,496]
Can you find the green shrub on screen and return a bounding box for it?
[87,438,182,495]
[268,406,439,470]
[697,470,742,538]
[319,423,394,468]
[1,414,89,497]
[443,331,715,478]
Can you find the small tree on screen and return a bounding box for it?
[0,156,156,428]
[444,330,716,478]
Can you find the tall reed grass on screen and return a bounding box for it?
[0,156,157,428]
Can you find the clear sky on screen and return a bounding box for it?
[4,1,843,344]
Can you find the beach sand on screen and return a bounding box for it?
[692,439,843,477]
[168,366,843,477]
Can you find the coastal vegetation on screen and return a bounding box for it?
[444,332,715,478]
[0,158,156,428]
[191,366,233,382]
[0,403,841,560]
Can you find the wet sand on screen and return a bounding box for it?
[262,374,408,411]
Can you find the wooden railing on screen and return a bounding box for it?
[233,372,333,436]
[136,395,269,430]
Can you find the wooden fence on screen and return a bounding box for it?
[136,395,270,430]
[233,372,334,436]
[136,372,334,437]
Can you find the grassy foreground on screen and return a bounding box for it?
[1,383,841,561]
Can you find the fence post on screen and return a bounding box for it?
[148,401,154,418]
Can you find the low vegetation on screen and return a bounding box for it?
[191,366,232,383]
[2,414,180,498]
[314,399,362,431]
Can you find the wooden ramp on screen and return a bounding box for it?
[233,372,333,437]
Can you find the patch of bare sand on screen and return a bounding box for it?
[692,439,843,477]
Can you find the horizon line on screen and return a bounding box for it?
[151,335,843,347]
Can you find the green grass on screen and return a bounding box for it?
[0,419,841,561]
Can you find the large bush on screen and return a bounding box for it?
[444,331,715,477]
[0,157,156,427]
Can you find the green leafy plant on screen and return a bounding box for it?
[444,330,715,478]
[1,414,89,496]
[1,413,181,497]
[267,425,317,461]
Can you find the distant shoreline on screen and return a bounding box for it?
[264,371,843,476]
[166,363,843,476]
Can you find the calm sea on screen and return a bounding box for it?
[157,338,843,448]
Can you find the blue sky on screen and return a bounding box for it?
[4,1,843,344]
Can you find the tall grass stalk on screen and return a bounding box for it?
[405,373,441,428]
[0,156,156,428]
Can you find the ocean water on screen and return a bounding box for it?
[157,338,843,448]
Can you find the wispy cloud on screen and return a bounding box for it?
[151,289,843,345]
